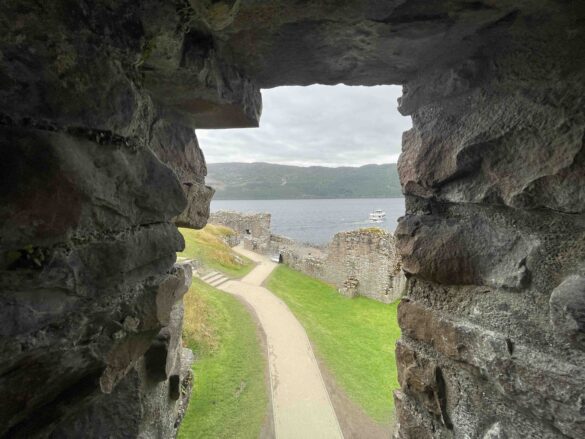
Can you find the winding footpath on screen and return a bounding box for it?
[200,246,344,439]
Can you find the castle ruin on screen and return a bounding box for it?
[1,1,584,437]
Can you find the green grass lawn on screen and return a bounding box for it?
[267,265,400,424]
[178,224,254,278]
[179,278,269,439]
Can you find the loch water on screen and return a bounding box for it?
[210,198,405,246]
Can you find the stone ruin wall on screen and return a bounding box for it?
[1,1,585,438]
[323,229,406,303]
[210,211,405,303]
[270,234,328,281]
[269,236,328,282]
[209,210,272,252]
[271,229,406,303]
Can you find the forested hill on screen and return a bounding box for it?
[206,162,402,199]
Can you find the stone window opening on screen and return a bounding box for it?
[3,2,584,437]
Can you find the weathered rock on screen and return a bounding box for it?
[47,269,193,438]
[50,344,194,439]
[141,9,262,129]
[149,117,207,184]
[550,276,585,350]
[155,264,192,327]
[398,299,585,438]
[149,118,216,229]
[145,51,262,129]
[0,0,160,138]
[213,0,525,88]
[395,341,448,424]
[0,128,187,250]
[482,422,508,439]
[395,212,536,289]
[0,1,246,435]
[174,348,195,431]
[146,274,190,383]
[393,390,448,439]
[397,69,585,214]
[174,182,215,229]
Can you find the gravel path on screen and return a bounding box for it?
[202,246,344,439]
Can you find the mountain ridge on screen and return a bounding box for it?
[207,162,403,200]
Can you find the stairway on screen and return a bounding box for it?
[200,271,231,288]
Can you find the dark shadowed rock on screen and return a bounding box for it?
[0,128,187,250]
[145,328,173,382]
[169,375,181,401]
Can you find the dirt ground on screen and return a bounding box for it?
[317,357,395,439]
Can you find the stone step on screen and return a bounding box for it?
[200,271,218,281]
[209,276,230,287]
[206,273,226,284]
[203,272,223,283]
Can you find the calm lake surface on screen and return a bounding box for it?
[210,198,405,245]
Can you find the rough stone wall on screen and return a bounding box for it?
[50,280,195,439]
[394,70,585,439]
[0,1,256,436]
[2,1,585,438]
[270,229,404,303]
[275,237,327,281]
[209,210,272,252]
[221,232,241,249]
[390,13,585,436]
[207,3,585,436]
[323,230,404,303]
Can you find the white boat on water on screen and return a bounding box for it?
[369,209,386,223]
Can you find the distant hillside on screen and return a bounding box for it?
[207,162,402,199]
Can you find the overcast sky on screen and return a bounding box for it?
[197,85,411,167]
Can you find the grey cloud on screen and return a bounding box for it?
[197,85,411,167]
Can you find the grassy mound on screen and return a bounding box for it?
[267,265,400,424]
[178,224,254,277]
[179,278,269,439]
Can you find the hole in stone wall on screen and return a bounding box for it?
[3,246,49,270]
[505,338,515,355]
[435,367,454,430]
[180,84,412,436]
